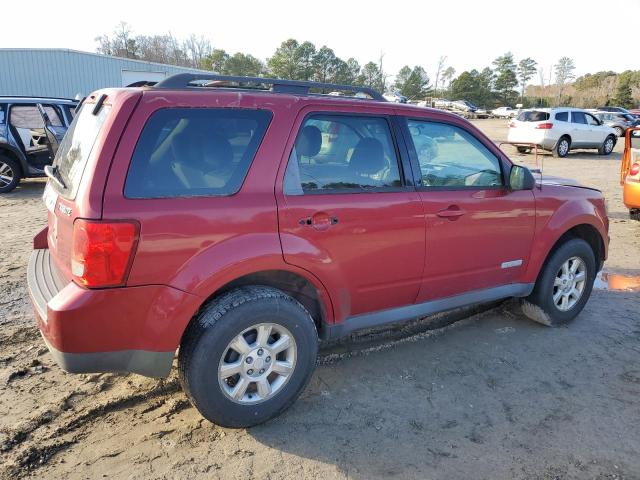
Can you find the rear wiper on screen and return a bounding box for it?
[44,165,66,189]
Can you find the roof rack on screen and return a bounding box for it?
[153,73,385,101]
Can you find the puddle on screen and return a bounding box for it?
[594,272,640,292]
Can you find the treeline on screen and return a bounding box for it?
[95,22,639,108]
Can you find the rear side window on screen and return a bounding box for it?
[555,112,568,122]
[283,114,402,194]
[53,103,111,199]
[125,108,272,198]
[571,112,587,124]
[517,110,550,122]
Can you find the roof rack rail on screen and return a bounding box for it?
[153,73,386,101]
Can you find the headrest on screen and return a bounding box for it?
[349,137,386,175]
[296,125,322,157]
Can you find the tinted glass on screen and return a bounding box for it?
[283,114,401,194]
[571,112,587,124]
[53,104,111,198]
[0,105,5,124]
[517,110,550,122]
[125,108,272,198]
[555,111,568,122]
[43,106,63,127]
[407,120,502,188]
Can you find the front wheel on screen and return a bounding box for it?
[614,126,624,137]
[521,238,596,326]
[178,286,318,428]
[598,135,616,155]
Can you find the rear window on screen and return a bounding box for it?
[517,111,550,122]
[125,108,272,198]
[555,112,568,122]
[53,104,111,198]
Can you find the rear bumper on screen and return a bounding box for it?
[623,178,640,210]
[27,249,200,378]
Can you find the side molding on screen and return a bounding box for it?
[324,283,534,339]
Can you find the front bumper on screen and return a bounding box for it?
[27,249,199,378]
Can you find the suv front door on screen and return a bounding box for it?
[401,117,536,301]
[276,107,425,321]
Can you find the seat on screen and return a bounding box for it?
[347,137,387,186]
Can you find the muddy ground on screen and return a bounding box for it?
[1,119,639,479]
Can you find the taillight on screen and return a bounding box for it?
[630,163,640,176]
[509,122,516,128]
[535,123,554,129]
[71,220,139,288]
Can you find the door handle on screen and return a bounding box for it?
[298,213,339,230]
[436,206,466,219]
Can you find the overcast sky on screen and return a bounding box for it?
[2,0,638,84]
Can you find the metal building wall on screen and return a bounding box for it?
[0,49,211,98]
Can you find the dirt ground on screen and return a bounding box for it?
[1,119,639,480]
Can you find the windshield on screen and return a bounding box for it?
[53,104,111,198]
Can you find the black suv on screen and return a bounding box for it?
[0,96,77,193]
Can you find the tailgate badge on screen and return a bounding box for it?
[58,203,72,216]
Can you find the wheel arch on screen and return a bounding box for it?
[0,144,26,177]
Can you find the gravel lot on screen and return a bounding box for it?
[1,119,639,480]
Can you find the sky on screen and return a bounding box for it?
[2,0,639,84]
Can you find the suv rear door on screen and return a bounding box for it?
[276,105,425,321]
[400,115,536,301]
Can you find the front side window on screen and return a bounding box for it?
[571,112,587,124]
[125,108,272,198]
[586,114,600,126]
[283,114,402,194]
[406,119,502,188]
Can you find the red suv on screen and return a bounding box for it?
[28,74,609,427]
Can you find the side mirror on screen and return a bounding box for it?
[509,164,535,191]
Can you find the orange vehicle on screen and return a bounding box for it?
[621,127,640,220]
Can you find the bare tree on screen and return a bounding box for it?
[185,34,212,68]
[555,57,576,105]
[434,56,447,97]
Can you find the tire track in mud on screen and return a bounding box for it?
[0,379,182,479]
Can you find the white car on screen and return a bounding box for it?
[492,106,518,118]
[507,108,618,157]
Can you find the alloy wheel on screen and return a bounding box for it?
[218,323,297,404]
[553,256,587,311]
[0,161,14,188]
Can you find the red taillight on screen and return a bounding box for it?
[630,163,640,176]
[535,122,554,129]
[509,121,516,128]
[71,220,139,288]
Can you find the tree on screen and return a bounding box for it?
[441,66,456,93]
[357,62,385,92]
[312,46,338,84]
[450,69,494,107]
[95,21,138,59]
[614,72,634,108]
[203,49,230,72]
[434,56,447,97]
[393,66,431,100]
[184,34,212,69]
[492,53,518,105]
[224,53,265,77]
[555,57,576,104]
[267,39,302,79]
[517,57,537,101]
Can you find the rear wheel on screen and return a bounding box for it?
[178,286,318,427]
[614,126,624,137]
[553,136,571,158]
[0,156,21,193]
[598,135,616,155]
[630,209,640,221]
[521,238,596,326]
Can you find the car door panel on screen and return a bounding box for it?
[399,115,536,301]
[276,106,426,322]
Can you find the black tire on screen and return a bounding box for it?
[0,155,21,193]
[521,238,596,326]
[614,126,624,137]
[178,286,318,428]
[630,209,640,221]
[552,136,571,158]
[598,135,616,155]
[516,146,531,154]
